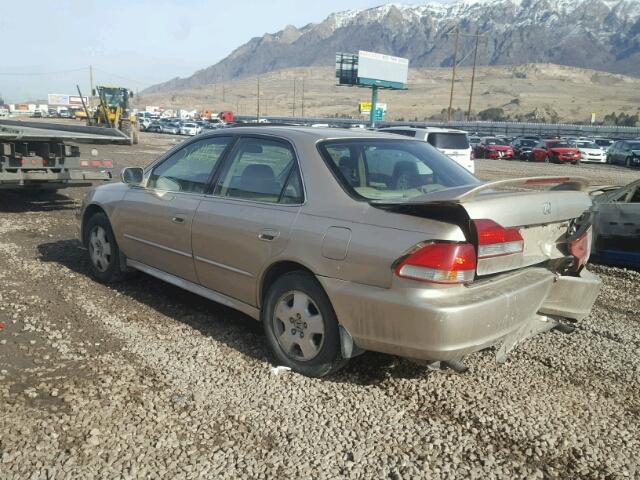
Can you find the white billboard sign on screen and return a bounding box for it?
[358,50,409,86]
[48,93,88,106]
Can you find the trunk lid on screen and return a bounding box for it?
[373,177,592,276]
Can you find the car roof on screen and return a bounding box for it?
[199,126,414,142]
[378,126,468,134]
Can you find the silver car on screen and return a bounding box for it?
[78,127,601,377]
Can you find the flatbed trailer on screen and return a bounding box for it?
[0,136,112,191]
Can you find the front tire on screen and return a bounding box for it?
[84,212,127,284]
[262,272,346,377]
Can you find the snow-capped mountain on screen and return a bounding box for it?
[144,0,640,93]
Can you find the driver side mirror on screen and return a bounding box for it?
[121,167,144,185]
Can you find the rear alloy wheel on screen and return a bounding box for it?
[262,272,345,377]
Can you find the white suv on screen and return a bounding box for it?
[379,127,474,173]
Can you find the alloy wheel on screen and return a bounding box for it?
[272,291,325,361]
[89,225,112,273]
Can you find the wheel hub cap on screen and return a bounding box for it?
[273,291,325,361]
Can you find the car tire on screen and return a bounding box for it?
[262,271,346,377]
[544,154,550,163]
[84,212,128,284]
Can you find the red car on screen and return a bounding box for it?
[475,137,515,159]
[531,140,581,164]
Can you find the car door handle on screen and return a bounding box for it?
[171,215,186,224]
[258,230,280,242]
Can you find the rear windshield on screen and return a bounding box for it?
[594,139,614,146]
[484,138,509,146]
[382,129,417,138]
[428,132,469,150]
[547,141,572,148]
[576,141,599,149]
[318,139,479,201]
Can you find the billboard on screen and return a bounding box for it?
[359,102,387,115]
[357,50,409,88]
[48,93,88,106]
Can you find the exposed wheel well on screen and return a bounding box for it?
[259,261,316,308]
[82,205,107,245]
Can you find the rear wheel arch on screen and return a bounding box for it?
[259,260,317,309]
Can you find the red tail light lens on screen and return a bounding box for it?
[395,242,477,284]
[90,160,102,168]
[569,227,592,269]
[474,219,524,258]
[80,160,90,167]
[102,160,113,168]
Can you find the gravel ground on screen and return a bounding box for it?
[1,132,639,479]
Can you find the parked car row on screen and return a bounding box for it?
[140,117,228,136]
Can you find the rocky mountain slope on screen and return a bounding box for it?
[144,0,640,94]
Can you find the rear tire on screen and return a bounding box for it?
[84,212,127,284]
[262,272,346,377]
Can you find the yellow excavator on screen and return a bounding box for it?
[79,85,139,144]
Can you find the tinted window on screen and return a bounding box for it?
[520,140,537,147]
[215,137,300,203]
[319,139,479,201]
[148,137,231,193]
[627,142,640,149]
[428,133,469,150]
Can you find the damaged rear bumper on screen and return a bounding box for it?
[319,267,601,363]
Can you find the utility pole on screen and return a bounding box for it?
[256,76,260,121]
[447,27,459,122]
[292,79,296,117]
[467,29,487,120]
[89,65,94,110]
[301,78,305,118]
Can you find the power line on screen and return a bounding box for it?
[0,67,87,76]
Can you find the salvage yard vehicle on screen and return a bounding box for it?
[511,138,538,160]
[573,140,606,163]
[475,137,514,160]
[180,122,202,136]
[586,179,640,268]
[531,139,581,164]
[78,127,600,377]
[606,140,640,167]
[378,127,474,173]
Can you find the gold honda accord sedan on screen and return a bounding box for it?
[79,127,600,377]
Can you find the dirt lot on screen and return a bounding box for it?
[1,131,639,479]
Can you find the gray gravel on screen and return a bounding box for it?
[0,138,639,479]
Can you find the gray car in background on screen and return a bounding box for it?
[78,127,600,377]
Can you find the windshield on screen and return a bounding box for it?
[428,133,469,150]
[576,141,599,149]
[484,138,509,146]
[318,139,479,201]
[520,140,537,147]
[101,89,125,108]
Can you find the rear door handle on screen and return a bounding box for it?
[258,229,280,242]
[171,215,186,224]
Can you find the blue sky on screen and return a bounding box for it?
[0,0,446,102]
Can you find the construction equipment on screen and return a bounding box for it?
[85,85,139,145]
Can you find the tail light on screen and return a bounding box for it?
[395,242,476,284]
[569,227,591,269]
[102,160,113,168]
[80,160,89,167]
[474,219,524,258]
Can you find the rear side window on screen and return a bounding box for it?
[428,133,470,150]
[319,139,478,201]
[214,137,302,204]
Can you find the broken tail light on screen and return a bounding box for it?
[474,219,524,259]
[569,226,592,270]
[395,242,477,284]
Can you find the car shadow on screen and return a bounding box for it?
[0,190,77,212]
[37,238,432,384]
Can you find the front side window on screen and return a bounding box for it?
[147,137,231,193]
[214,137,302,203]
[319,139,479,201]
